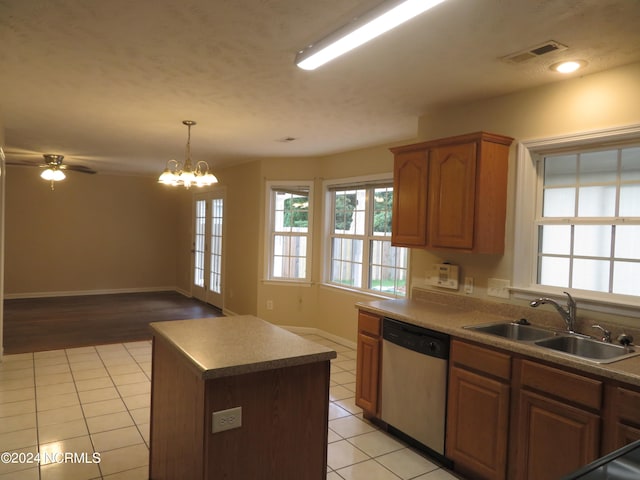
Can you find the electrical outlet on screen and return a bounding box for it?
[464,277,474,294]
[487,278,511,299]
[212,406,242,433]
[266,300,273,310]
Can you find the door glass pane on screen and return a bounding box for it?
[573,225,611,257]
[539,225,571,255]
[194,200,206,287]
[572,259,610,292]
[577,186,616,217]
[209,198,223,294]
[543,188,575,217]
[579,150,617,183]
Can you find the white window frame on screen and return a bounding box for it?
[264,180,313,285]
[512,123,640,315]
[322,174,409,298]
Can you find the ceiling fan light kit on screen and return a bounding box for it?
[295,0,448,70]
[158,120,218,189]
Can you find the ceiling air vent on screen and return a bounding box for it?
[501,40,568,64]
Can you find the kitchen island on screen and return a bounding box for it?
[148,315,336,480]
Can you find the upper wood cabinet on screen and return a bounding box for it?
[392,150,429,246]
[390,132,513,253]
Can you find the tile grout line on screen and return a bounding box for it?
[66,345,104,479]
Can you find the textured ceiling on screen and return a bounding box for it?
[1,0,639,175]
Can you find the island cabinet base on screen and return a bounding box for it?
[149,335,332,480]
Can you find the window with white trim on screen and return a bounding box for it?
[327,182,408,297]
[537,146,640,295]
[513,126,640,308]
[265,182,312,282]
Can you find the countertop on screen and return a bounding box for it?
[149,315,337,380]
[357,292,640,388]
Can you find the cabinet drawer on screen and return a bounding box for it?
[616,386,640,424]
[519,359,602,411]
[451,340,511,381]
[358,311,381,337]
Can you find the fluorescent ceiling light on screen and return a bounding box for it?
[296,0,448,70]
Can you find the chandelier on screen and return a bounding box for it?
[158,120,218,188]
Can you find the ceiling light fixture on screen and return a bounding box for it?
[40,154,66,190]
[550,60,587,74]
[295,0,448,71]
[158,120,218,189]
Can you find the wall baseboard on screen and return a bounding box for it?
[4,286,181,300]
[282,325,356,350]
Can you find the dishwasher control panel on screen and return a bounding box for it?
[383,318,449,359]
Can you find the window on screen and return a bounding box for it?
[537,146,640,295]
[265,182,312,282]
[514,125,640,308]
[327,182,408,297]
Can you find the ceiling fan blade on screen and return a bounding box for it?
[5,160,41,168]
[65,164,97,174]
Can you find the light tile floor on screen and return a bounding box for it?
[0,334,462,480]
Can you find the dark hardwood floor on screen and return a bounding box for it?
[3,291,223,354]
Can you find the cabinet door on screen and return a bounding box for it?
[428,142,477,249]
[392,149,428,246]
[603,385,640,453]
[514,389,600,480]
[446,365,510,480]
[355,333,380,415]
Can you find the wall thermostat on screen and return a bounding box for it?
[426,263,459,290]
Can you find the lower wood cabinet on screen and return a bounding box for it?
[513,389,600,480]
[602,384,640,454]
[446,340,510,480]
[355,311,382,417]
[447,340,613,480]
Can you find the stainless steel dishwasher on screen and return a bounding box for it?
[381,317,450,459]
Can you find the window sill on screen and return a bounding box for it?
[262,279,312,287]
[319,282,405,300]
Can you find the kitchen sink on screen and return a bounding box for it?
[466,321,640,364]
[534,335,640,364]
[466,322,557,342]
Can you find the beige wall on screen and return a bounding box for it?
[246,62,640,342]
[411,61,640,305]
[4,62,639,344]
[4,168,183,296]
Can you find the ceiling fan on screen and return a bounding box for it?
[7,153,97,190]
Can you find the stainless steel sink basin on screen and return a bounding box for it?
[535,335,640,364]
[466,322,557,342]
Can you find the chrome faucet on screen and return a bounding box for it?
[530,292,577,333]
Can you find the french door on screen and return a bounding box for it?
[192,191,224,309]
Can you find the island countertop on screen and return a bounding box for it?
[149,315,337,380]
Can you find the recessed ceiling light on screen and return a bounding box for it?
[550,60,587,74]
